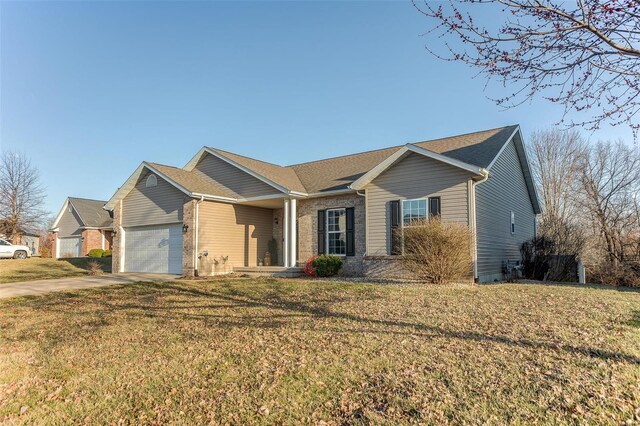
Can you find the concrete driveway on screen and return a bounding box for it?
[0,273,180,299]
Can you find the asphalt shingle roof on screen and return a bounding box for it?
[68,197,113,228]
[148,163,238,199]
[140,125,519,198]
[287,126,517,193]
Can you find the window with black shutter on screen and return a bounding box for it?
[429,197,441,218]
[390,200,401,255]
[345,207,355,256]
[317,210,326,254]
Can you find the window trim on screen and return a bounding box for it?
[326,208,347,256]
[401,198,429,228]
[145,174,158,188]
[510,211,515,235]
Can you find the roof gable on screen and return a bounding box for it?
[68,197,113,228]
[287,126,518,193]
[184,147,305,195]
[52,197,112,230]
[350,144,486,191]
[488,131,541,214]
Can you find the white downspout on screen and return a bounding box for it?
[194,196,204,276]
[471,169,489,282]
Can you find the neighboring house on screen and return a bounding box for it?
[0,220,41,255]
[50,197,114,258]
[17,232,40,256]
[104,125,540,281]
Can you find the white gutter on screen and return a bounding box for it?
[191,192,238,203]
[194,195,204,276]
[470,169,490,282]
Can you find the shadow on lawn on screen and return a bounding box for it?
[7,280,640,366]
[482,280,640,293]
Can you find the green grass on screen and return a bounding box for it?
[1,279,639,424]
[0,257,112,283]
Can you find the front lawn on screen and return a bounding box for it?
[0,257,112,283]
[1,279,639,424]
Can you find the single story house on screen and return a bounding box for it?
[50,197,114,258]
[104,125,540,282]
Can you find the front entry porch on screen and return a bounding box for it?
[194,196,301,276]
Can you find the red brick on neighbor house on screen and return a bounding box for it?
[50,232,58,258]
[81,229,103,255]
[104,231,113,250]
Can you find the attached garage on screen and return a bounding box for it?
[124,224,183,274]
[58,237,81,258]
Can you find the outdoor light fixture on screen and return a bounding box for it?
[274,217,279,225]
[182,224,189,233]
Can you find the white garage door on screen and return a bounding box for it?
[59,237,81,258]
[124,224,183,274]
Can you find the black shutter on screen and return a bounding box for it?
[317,210,326,255]
[429,197,441,218]
[346,207,355,256]
[390,200,401,255]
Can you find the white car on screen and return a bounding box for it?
[0,239,31,259]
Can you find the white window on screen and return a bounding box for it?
[146,174,158,188]
[402,199,427,226]
[326,208,346,256]
[510,211,515,234]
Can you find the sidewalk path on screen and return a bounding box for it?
[0,273,179,299]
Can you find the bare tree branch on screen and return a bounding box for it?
[414,0,640,136]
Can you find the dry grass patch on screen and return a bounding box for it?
[0,258,111,283]
[1,279,639,424]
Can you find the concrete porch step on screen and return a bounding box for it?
[234,266,305,278]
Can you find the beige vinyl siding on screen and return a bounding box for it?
[57,207,84,237]
[197,201,273,273]
[122,170,186,227]
[476,140,536,282]
[195,154,282,198]
[365,153,473,256]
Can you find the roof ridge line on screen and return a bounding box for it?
[208,147,290,169]
[68,196,107,203]
[285,125,515,168]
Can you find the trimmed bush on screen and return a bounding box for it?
[103,249,112,257]
[401,219,473,284]
[88,249,104,258]
[311,255,343,277]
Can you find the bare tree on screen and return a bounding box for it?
[0,151,47,244]
[578,140,640,268]
[529,129,585,229]
[414,0,640,134]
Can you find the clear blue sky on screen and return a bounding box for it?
[0,1,632,215]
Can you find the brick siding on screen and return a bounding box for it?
[297,193,366,276]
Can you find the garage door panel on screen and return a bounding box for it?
[59,237,81,258]
[124,224,183,274]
